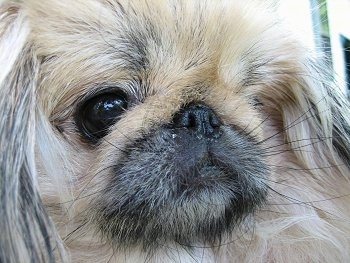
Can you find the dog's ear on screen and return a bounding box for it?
[328,89,350,168]
[297,58,350,169]
[0,3,64,263]
[268,54,350,172]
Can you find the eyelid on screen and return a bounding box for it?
[79,86,129,106]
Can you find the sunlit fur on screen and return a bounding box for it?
[0,0,350,262]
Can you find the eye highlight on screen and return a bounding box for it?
[76,90,128,141]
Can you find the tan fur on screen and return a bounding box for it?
[1,0,350,262]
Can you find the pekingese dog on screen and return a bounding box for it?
[0,0,349,262]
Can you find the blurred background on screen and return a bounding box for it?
[279,0,350,96]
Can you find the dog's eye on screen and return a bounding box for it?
[77,91,128,141]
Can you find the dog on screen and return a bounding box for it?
[1,0,349,262]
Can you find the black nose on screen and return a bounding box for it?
[172,103,222,138]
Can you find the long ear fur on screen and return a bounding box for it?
[286,57,350,171]
[260,47,350,174]
[0,3,64,263]
[328,89,350,168]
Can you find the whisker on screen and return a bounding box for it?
[266,186,343,219]
[257,99,331,145]
[268,164,346,172]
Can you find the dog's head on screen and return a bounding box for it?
[1,0,350,262]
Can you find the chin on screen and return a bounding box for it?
[0,0,349,262]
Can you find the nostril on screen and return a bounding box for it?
[172,103,222,138]
[188,113,197,128]
[209,113,221,128]
[173,111,195,128]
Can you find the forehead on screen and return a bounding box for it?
[26,0,283,113]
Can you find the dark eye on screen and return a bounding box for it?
[76,91,128,141]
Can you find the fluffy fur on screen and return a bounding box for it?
[1,0,350,262]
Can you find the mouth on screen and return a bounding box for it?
[93,124,268,249]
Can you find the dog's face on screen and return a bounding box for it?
[1,0,350,262]
[37,0,275,248]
